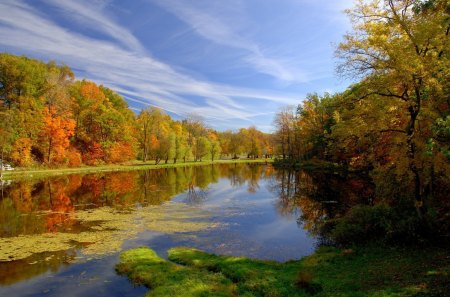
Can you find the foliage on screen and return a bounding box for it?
[39,107,75,165]
[0,53,270,168]
[327,204,400,244]
[273,0,449,243]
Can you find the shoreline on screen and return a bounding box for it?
[117,244,449,296]
[1,158,273,180]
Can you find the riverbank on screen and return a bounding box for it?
[1,158,273,180]
[273,158,344,171]
[116,245,449,297]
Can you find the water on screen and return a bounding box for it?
[0,164,369,296]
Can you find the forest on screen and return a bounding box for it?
[0,53,273,168]
[273,0,449,243]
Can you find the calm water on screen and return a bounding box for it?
[0,164,371,297]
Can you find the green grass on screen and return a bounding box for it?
[115,247,236,297]
[1,158,273,180]
[116,245,449,297]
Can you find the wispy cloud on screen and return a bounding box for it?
[42,0,145,53]
[152,0,308,83]
[0,0,300,130]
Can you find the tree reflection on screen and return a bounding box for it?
[0,163,272,238]
[269,169,374,235]
[0,249,77,285]
[0,163,276,285]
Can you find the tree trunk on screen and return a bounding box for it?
[47,138,52,164]
[406,95,425,219]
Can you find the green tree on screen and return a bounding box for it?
[197,137,211,161]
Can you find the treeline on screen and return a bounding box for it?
[274,0,449,242]
[0,53,272,167]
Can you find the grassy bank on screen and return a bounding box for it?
[0,158,273,180]
[116,245,449,297]
[273,158,344,172]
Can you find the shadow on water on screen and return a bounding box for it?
[0,163,373,296]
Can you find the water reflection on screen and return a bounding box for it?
[0,164,271,238]
[0,164,274,288]
[269,169,374,235]
[0,164,372,296]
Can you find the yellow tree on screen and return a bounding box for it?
[336,0,449,217]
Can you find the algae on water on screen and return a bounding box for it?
[0,202,218,262]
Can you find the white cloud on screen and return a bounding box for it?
[0,0,301,130]
[152,0,310,84]
[42,0,145,53]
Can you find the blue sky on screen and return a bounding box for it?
[0,0,354,132]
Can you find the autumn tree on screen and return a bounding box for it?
[39,107,75,165]
[172,122,189,163]
[137,108,152,162]
[336,0,449,219]
[71,81,136,164]
[208,132,221,161]
[183,114,207,161]
[196,137,211,161]
[274,106,296,159]
[0,54,77,166]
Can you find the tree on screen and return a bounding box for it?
[274,106,296,159]
[10,138,33,167]
[183,114,207,161]
[172,122,188,163]
[137,108,152,162]
[71,80,136,164]
[197,137,211,161]
[336,0,449,219]
[208,132,221,161]
[39,107,75,165]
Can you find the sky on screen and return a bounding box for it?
[0,0,354,132]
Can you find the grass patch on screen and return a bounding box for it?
[1,159,273,180]
[116,247,236,297]
[117,245,449,296]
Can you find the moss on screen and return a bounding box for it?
[117,245,449,297]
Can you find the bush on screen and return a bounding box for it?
[328,203,435,245]
[330,204,392,244]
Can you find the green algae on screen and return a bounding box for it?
[0,202,218,262]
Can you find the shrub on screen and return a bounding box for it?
[330,204,392,244]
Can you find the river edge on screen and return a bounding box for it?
[117,244,449,297]
[1,159,273,180]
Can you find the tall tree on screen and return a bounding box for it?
[39,107,75,165]
[336,0,449,218]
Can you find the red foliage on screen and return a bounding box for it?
[39,107,75,165]
[106,142,135,163]
[82,142,104,165]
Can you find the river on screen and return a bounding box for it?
[0,163,372,296]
